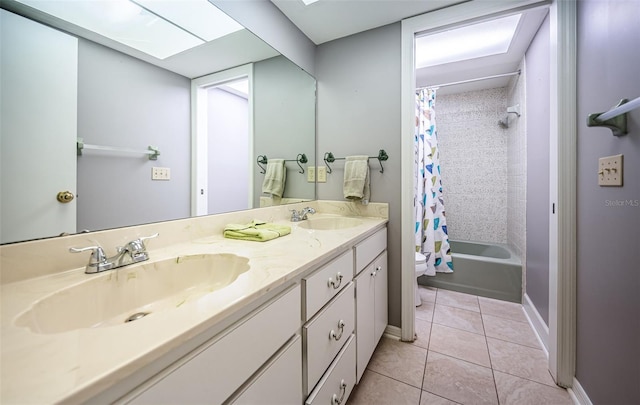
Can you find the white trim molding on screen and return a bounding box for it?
[547,0,577,388]
[569,378,594,405]
[523,293,550,352]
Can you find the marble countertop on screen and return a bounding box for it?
[0,203,387,404]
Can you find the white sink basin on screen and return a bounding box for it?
[298,217,363,230]
[15,253,250,334]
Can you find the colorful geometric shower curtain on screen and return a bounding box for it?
[415,88,453,275]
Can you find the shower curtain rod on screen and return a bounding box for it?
[417,70,521,91]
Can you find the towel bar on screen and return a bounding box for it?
[323,149,389,174]
[257,153,308,174]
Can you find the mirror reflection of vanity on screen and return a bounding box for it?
[0,0,316,244]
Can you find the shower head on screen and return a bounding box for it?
[507,104,521,117]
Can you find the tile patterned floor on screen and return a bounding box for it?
[348,287,573,405]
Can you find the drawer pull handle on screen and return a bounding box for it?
[329,320,346,341]
[328,272,343,289]
[331,379,348,405]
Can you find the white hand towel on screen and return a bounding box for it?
[343,155,370,204]
[261,159,286,197]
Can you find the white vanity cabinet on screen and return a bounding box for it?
[126,285,301,405]
[354,228,388,383]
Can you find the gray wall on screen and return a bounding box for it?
[77,39,191,232]
[208,88,249,214]
[524,14,550,324]
[576,1,640,403]
[316,23,402,327]
[253,55,316,206]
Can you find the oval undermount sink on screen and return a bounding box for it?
[298,217,363,230]
[15,253,250,334]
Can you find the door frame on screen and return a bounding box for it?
[191,64,254,216]
[400,0,576,386]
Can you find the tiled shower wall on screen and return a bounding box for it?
[506,61,527,261]
[437,88,508,244]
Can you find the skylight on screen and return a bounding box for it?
[15,0,244,60]
[416,14,521,68]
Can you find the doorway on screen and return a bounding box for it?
[191,64,254,216]
[400,0,577,388]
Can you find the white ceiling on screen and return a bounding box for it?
[271,0,466,45]
[272,0,549,94]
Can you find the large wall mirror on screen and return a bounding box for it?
[0,0,316,244]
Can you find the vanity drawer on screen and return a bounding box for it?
[129,285,300,405]
[303,250,353,320]
[304,282,354,394]
[228,335,302,405]
[355,227,387,275]
[305,334,356,405]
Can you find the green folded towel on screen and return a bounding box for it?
[223,220,291,242]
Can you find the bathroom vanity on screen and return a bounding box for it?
[0,201,388,404]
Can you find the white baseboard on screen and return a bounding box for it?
[568,378,593,405]
[384,325,402,340]
[523,293,550,353]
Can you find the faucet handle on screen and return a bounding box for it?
[119,233,158,261]
[69,245,112,273]
[139,233,159,243]
[290,209,301,222]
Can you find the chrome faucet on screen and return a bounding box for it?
[290,207,316,222]
[70,233,158,274]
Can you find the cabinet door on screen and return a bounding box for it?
[355,264,375,383]
[373,252,388,343]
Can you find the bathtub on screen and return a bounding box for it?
[419,240,522,303]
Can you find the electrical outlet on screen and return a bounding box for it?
[598,154,623,186]
[317,166,327,183]
[152,167,171,180]
[307,166,316,182]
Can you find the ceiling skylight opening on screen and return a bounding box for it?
[416,14,522,69]
[15,0,244,60]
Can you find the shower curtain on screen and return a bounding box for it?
[415,88,453,275]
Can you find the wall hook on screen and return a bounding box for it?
[296,153,308,174]
[257,155,268,174]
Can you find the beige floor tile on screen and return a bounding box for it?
[494,371,572,405]
[423,352,498,405]
[418,285,438,303]
[482,314,540,348]
[429,324,490,367]
[420,391,459,405]
[349,370,422,405]
[412,319,432,349]
[487,337,556,386]
[478,296,528,323]
[435,289,480,312]
[416,300,435,322]
[367,337,427,389]
[433,304,484,335]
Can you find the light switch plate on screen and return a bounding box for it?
[598,154,623,186]
[307,166,316,183]
[317,166,327,183]
[152,167,171,180]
